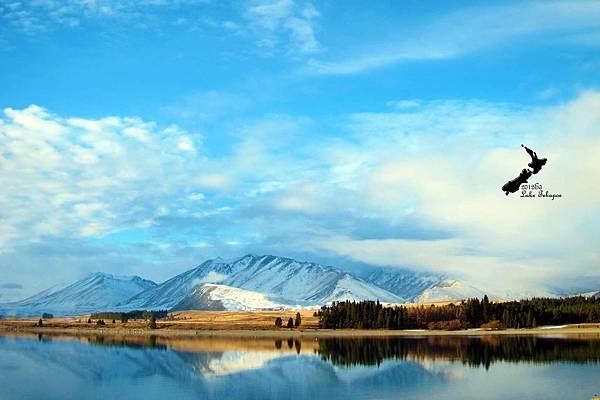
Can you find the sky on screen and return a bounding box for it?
[1,0,600,301]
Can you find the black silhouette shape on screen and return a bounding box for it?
[502,168,532,195]
[521,144,547,174]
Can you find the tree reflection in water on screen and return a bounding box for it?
[314,336,600,369]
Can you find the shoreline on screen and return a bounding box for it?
[3,324,600,339]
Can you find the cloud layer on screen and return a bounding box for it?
[2,92,600,297]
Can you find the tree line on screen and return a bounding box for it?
[315,296,600,330]
[90,310,168,323]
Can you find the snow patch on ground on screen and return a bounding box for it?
[539,325,568,329]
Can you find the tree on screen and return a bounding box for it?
[121,315,128,324]
[87,318,92,324]
[501,309,510,327]
[287,317,294,328]
[149,315,157,329]
[482,295,490,322]
[295,312,302,327]
[275,317,282,328]
[37,318,43,327]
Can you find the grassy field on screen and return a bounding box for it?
[2,309,600,338]
[0,309,320,332]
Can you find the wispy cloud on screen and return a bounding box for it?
[0,0,210,36]
[305,1,600,75]
[245,0,323,54]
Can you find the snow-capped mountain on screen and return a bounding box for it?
[414,280,491,303]
[1,272,156,317]
[125,255,404,310]
[363,268,446,302]
[172,283,287,311]
[1,255,496,316]
[123,256,254,310]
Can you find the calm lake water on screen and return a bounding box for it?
[1,333,600,400]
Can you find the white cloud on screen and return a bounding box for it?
[0,105,204,247]
[305,92,600,291]
[306,1,600,75]
[245,0,322,54]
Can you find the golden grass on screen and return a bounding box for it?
[2,310,600,339]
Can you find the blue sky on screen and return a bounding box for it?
[1,0,600,300]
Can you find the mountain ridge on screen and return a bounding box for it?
[0,272,157,317]
[2,254,503,316]
[122,254,405,310]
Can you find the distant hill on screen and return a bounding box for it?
[0,272,156,317]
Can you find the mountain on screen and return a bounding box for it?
[363,268,445,302]
[172,283,287,311]
[0,272,156,317]
[123,256,254,310]
[414,280,490,303]
[2,254,494,315]
[125,255,404,310]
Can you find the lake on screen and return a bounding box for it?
[1,333,599,400]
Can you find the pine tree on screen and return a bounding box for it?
[148,315,157,329]
[502,309,510,327]
[275,317,282,328]
[295,312,302,327]
[287,317,294,328]
[526,310,534,328]
[37,318,43,327]
[482,295,490,322]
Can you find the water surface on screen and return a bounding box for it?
[1,333,599,400]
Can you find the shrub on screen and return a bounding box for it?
[96,319,105,326]
[427,319,465,331]
[480,320,505,330]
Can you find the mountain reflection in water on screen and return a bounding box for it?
[1,333,600,400]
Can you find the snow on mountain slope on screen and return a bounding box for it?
[1,273,156,316]
[363,268,445,302]
[3,255,491,315]
[221,255,404,306]
[172,284,287,311]
[415,280,490,303]
[125,255,404,310]
[318,274,404,304]
[122,257,253,310]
